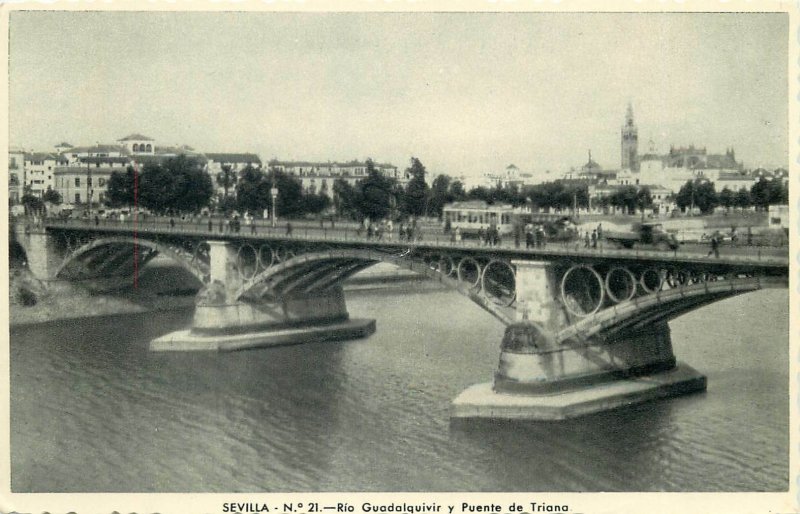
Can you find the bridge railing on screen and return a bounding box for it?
[36,216,789,267]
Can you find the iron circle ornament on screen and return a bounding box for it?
[438,255,456,277]
[605,266,637,303]
[258,244,275,269]
[236,243,259,280]
[457,256,482,288]
[480,259,516,307]
[560,264,605,317]
[639,267,664,294]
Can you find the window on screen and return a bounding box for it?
[75,193,81,203]
[98,178,106,187]
[75,177,81,187]
[88,178,92,186]
[145,144,152,152]
[133,144,139,152]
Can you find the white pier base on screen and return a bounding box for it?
[451,362,706,421]
[151,318,375,352]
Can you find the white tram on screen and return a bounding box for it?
[442,201,515,236]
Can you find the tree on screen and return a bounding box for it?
[448,180,467,200]
[299,192,331,214]
[216,164,236,201]
[333,178,361,220]
[467,186,492,203]
[750,177,787,210]
[609,186,639,214]
[402,157,429,217]
[169,156,214,213]
[138,155,213,214]
[21,193,44,214]
[676,179,717,214]
[636,186,652,214]
[42,186,62,205]
[734,188,752,209]
[358,159,398,220]
[235,166,272,215]
[106,166,136,207]
[426,174,452,219]
[718,187,735,212]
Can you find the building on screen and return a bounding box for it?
[8,146,25,203]
[23,152,68,196]
[621,103,639,171]
[268,159,404,198]
[117,133,156,155]
[206,153,263,198]
[54,165,116,206]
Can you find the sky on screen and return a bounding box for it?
[8,11,789,179]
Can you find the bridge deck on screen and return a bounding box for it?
[36,218,789,269]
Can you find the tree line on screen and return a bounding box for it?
[26,154,789,219]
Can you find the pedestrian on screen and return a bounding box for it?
[584,231,590,248]
[706,233,720,258]
[207,218,213,232]
[94,214,99,226]
[514,228,521,248]
[219,218,225,233]
[526,229,534,249]
[591,229,597,249]
[366,223,373,240]
[399,223,406,241]
[286,222,293,236]
[170,217,175,230]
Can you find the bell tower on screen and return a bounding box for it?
[621,103,639,171]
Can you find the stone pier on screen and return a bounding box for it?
[451,260,706,421]
[150,240,375,351]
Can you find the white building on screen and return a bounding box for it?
[117,133,156,155]
[206,153,262,198]
[23,152,68,196]
[268,159,405,198]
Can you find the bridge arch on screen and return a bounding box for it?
[556,275,786,345]
[234,247,518,323]
[54,236,208,283]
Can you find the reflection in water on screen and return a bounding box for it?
[10,288,788,492]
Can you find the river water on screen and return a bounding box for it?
[10,286,788,492]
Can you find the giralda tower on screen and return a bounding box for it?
[621,103,639,171]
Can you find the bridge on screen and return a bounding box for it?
[13,216,789,420]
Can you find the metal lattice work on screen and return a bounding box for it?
[553,260,782,344]
[54,235,209,282]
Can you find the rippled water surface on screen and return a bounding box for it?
[10,288,788,492]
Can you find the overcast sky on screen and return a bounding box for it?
[9,11,789,178]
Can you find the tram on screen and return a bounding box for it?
[442,201,515,236]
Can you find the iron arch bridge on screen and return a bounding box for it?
[50,229,788,330]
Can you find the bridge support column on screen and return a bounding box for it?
[15,227,60,281]
[150,240,375,351]
[452,260,706,421]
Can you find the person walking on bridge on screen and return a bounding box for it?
[286,222,293,237]
[707,232,720,258]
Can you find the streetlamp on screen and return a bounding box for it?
[271,186,278,227]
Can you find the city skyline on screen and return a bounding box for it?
[9,11,789,178]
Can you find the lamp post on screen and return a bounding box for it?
[86,153,92,216]
[271,187,278,227]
